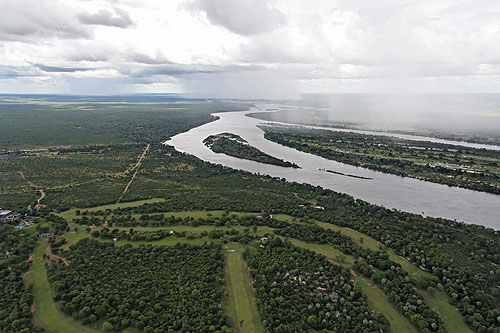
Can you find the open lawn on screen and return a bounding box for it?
[225,251,264,333]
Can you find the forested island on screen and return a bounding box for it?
[261,125,500,194]
[1,96,499,333]
[203,132,299,168]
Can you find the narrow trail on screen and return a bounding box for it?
[45,245,70,266]
[35,189,45,210]
[117,144,150,204]
[19,171,45,211]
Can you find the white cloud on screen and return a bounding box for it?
[1,0,500,95]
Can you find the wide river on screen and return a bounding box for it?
[166,103,500,229]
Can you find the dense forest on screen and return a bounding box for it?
[262,125,500,194]
[48,239,226,332]
[0,97,250,212]
[274,224,443,331]
[204,133,299,168]
[0,225,38,333]
[244,239,390,332]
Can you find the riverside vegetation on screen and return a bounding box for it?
[0,95,499,333]
[261,125,500,194]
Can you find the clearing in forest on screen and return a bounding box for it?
[225,251,264,333]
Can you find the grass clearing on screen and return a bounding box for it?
[27,242,99,333]
[315,221,434,282]
[60,198,166,218]
[354,276,417,333]
[422,291,473,333]
[225,251,264,333]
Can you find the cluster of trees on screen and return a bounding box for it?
[103,143,500,332]
[244,238,390,332]
[274,223,443,332]
[263,126,500,194]
[204,133,299,168]
[0,225,38,333]
[74,211,289,229]
[49,239,226,332]
[303,196,500,331]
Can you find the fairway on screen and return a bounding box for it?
[60,198,166,218]
[27,242,99,333]
[354,276,417,333]
[225,251,264,333]
[422,291,473,333]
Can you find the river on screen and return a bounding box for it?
[166,103,500,229]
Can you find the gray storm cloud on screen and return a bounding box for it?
[185,0,286,35]
[77,8,135,28]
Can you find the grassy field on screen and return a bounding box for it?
[225,251,265,333]
[60,198,166,218]
[422,291,473,333]
[314,221,434,281]
[27,242,99,333]
[354,276,417,333]
[62,206,256,221]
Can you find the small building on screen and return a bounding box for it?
[38,232,53,238]
[314,205,325,210]
[0,210,21,222]
[260,237,268,242]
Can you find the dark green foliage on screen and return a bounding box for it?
[0,96,249,149]
[120,147,499,331]
[243,239,390,332]
[48,239,226,332]
[0,225,37,333]
[262,125,500,194]
[275,224,444,332]
[0,96,249,211]
[204,133,299,168]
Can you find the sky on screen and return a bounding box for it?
[1,0,500,97]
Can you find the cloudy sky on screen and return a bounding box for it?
[1,0,500,97]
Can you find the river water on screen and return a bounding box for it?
[166,104,500,229]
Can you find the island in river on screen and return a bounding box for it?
[203,132,300,168]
